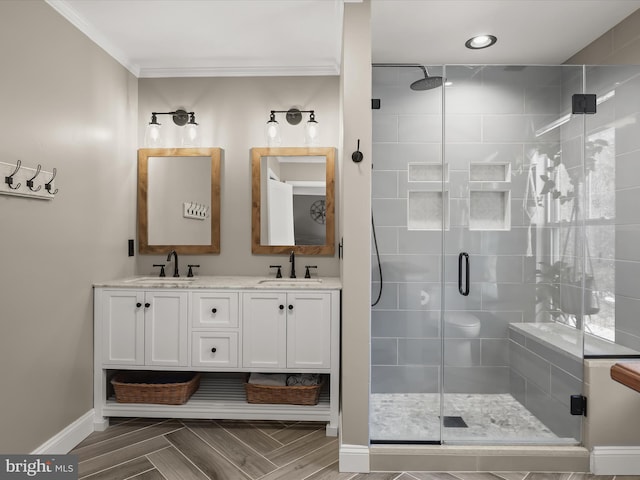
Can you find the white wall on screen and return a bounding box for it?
[136,76,340,277]
[0,1,137,452]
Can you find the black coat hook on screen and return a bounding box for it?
[351,139,363,163]
[26,164,42,192]
[45,167,58,195]
[5,159,22,190]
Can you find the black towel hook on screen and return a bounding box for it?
[351,139,364,163]
[5,159,22,190]
[26,164,42,192]
[45,167,58,195]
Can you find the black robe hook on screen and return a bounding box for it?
[26,164,42,192]
[5,159,22,190]
[45,167,58,195]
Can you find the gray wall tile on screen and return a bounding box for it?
[443,366,510,393]
[371,310,441,338]
[399,338,442,365]
[371,365,440,393]
[373,114,398,142]
[371,338,398,365]
[372,170,399,199]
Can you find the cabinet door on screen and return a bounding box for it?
[286,292,331,369]
[144,291,188,367]
[242,292,287,369]
[101,290,144,365]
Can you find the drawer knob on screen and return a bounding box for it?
[288,304,294,310]
[144,302,151,308]
[211,347,217,353]
[279,304,284,310]
[211,308,217,314]
[136,302,142,308]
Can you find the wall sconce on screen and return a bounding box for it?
[265,108,319,147]
[144,109,199,147]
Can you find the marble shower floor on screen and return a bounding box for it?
[371,393,578,444]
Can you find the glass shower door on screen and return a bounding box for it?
[441,65,585,445]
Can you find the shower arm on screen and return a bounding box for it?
[372,63,429,76]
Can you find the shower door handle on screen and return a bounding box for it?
[458,252,470,296]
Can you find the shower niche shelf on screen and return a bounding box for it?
[408,190,449,231]
[469,163,511,183]
[469,190,510,231]
[408,163,449,183]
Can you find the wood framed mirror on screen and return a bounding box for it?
[251,147,335,255]
[138,148,221,254]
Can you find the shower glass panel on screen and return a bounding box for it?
[371,64,444,442]
[371,64,593,445]
[441,65,584,444]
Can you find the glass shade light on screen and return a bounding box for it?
[304,112,319,146]
[266,112,281,147]
[181,113,199,147]
[144,114,162,147]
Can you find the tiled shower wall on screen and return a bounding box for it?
[371,66,574,394]
[590,66,640,352]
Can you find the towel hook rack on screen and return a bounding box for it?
[5,159,22,190]
[26,164,42,192]
[44,167,58,195]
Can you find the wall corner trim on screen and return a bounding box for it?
[591,446,640,475]
[339,443,370,473]
[31,410,95,454]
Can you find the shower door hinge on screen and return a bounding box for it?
[372,99,381,110]
[570,394,587,416]
[572,94,596,114]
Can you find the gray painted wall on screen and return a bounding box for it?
[136,76,341,277]
[0,1,137,452]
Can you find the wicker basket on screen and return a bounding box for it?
[244,375,324,405]
[111,371,200,405]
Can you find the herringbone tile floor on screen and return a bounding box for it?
[70,418,628,480]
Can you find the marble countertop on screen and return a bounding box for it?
[94,275,341,290]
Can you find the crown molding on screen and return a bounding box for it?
[138,64,341,79]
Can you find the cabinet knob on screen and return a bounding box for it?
[288,304,294,311]
[136,302,142,308]
[211,347,217,353]
[211,308,217,314]
[279,304,284,310]
[144,302,151,308]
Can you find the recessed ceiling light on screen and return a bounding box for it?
[465,35,497,50]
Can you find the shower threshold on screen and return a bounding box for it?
[370,393,579,444]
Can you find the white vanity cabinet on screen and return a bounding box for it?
[100,289,188,367]
[242,291,331,370]
[93,278,341,436]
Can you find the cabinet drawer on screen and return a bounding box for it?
[192,292,239,328]
[192,332,238,368]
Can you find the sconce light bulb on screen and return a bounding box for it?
[305,113,319,146]
[182,122,199,147]
[266,113,281,146]
[144,123,162,147]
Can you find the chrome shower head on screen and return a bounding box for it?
[372,63,443,91]
[410,65,443,90]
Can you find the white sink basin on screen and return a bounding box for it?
[258,278,323,287]
[124,276,195,284]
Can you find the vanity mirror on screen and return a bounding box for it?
[251,147,335,255]
[138,148,221,254]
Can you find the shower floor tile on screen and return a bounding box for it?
[371,393,577,444]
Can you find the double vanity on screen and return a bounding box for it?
[93,276,341,435]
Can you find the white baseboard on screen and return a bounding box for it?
[339,444,370,473]
[31,410,95,455]
[591,446,640,475]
